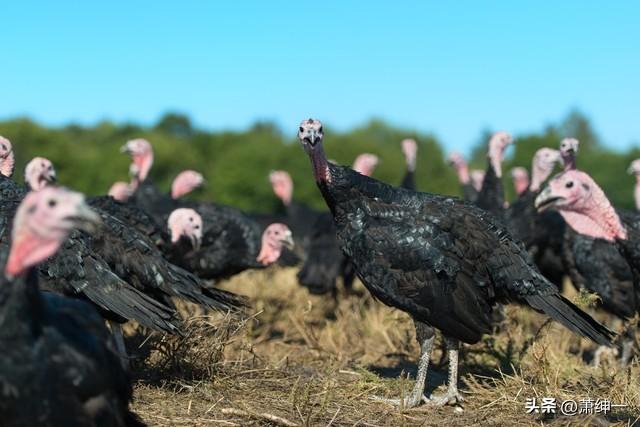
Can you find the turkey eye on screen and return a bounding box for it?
[1,144,5,150]
[48,199,57,207]
[318,126,323,133]
[194,225,200,229]
[189,217,193,222]
[299,127,304,133]
[565,181,574,188]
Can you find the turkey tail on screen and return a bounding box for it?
[83,283,182,336]
[525,293,615,346]
[202,286,250,313]
[81,258,183,335]
[164,262,249,313]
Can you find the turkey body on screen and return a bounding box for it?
[475,164,505,219]
[563,227,637,318]
[0,180,181,334]
[0,269,144,427]
[314,162,612,346]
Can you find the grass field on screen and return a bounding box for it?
[126,268,639,426]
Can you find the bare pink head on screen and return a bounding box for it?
[256,223,294,266]
[171,170,204,199]
[530,148,562,192]
[121,138,154,183]
[470,169,485,192]
[167,208,203,249]
[0,136,15,178]
[510,167,529,195]
[448,151,470,184]
[401,139,418,172]
[488,131,513,178]
[24,157,56,191]
[352,153,379,177]
[559,138,579,171]
[269,170,293,206]
[5,187,101,277]
[535,170,626,241]
[108,182,133,201]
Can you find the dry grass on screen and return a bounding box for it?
[127,268,640,426]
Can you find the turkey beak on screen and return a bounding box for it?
[534,187,563,212]
[627,166,636,175]
[309,130,317,146]
[69,203,102,233]
[280,230,295,249]
[120,144,131,154]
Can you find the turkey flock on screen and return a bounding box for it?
[0,117,638,424]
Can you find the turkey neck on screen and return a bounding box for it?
[530,164,550,192]
[562,154,576,172]
[0,269,43,340]
[0,151,15,178]
[634,175,640,211]
[308,144,330,184]
[455,164,470,185]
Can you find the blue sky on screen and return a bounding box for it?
[2,1,638,153]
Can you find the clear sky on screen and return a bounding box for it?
[2,1,638,153]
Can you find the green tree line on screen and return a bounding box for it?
[0,111,638,212]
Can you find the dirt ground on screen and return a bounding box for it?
[126,268,640,426]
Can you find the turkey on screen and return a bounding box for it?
[557,136,636,365]
[400,138,418,191]
[559,137,579,171]
[505,148,566,290]
[627,159,640,211]
[163,207,294,280]
[536,169,639,366]
[2,150,182,350]
[24,156,57,191]
[447,151,480,202]
[0,187,144,427]
[298,118,614,408]
[510,167,529,196]
[24,157,248,315]
[21,156,248,366]
[475,131,513,217]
